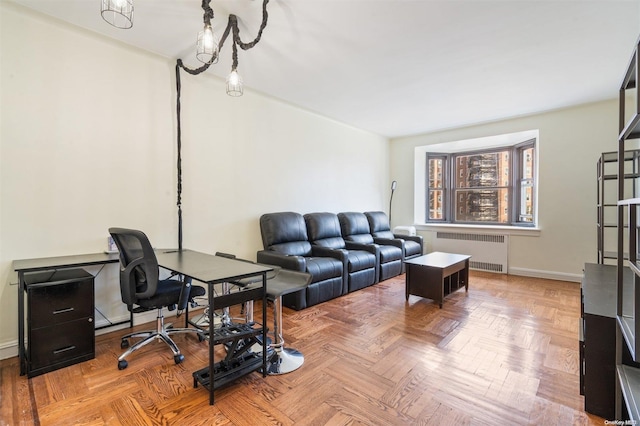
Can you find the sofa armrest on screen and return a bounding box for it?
[345,241,379,256]
[311,245,348,262]
[394,234,423,246]
[256,250,305,272]
[373,237,404,250]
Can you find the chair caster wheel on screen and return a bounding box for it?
[121,339,129,349]
[198,333,205,342]
[174,354,184,364]
[118,360,128,370]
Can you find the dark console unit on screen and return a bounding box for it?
[24,268,95,377]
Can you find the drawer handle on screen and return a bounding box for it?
[52,307,74,315]
[53,345,76,354]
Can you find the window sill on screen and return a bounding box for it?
[414,223,541,237]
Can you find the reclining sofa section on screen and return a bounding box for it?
[257,211,424,310]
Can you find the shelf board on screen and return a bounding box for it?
[619,198,640,206]
[602,251,629,260]
[619,315,637,361]
[617,364,640,421]
[603,173,640,180]
[621,113,640,141]
[601,150,640,162]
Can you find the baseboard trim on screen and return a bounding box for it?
[508,267,582,283]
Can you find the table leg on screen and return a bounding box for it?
[464,261,469,292]
[405,266,410,301]
[18,271,25,375]
[438,273,444,309]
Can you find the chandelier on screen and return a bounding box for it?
[100,0,270,97]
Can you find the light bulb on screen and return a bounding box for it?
[228,70,239,86]
[226,69,243,97]
[196,24,219,64]
[203,26,214,50]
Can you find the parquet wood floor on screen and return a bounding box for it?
[1,271,607,425]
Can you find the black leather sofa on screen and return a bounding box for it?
[256,212,344,310]
[365,211,424,270]
[304,212,378,293]
[338,212,403,282]
[257,210,423,310]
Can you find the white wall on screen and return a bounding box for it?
[0,3,389,358]
[390,100,620,281]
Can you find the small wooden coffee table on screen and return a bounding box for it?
[405,252,471,308]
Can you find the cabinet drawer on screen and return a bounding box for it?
[29,279,94,328]
[28,318,95,371]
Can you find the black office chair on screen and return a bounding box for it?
[108,227,206,370]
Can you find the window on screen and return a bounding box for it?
[424,135,536,227]
[427,156,446,220]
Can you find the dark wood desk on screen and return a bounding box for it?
[15,250,272,405]
[405,252,471,308]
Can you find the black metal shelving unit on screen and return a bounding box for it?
[616,35,640,421]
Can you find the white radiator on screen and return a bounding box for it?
[432,232,508,273]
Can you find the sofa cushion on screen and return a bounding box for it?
[338,212,374,240]
[346,250,376,272]
[379,244,402,263]
[270,241,313,257]
[305,212,347,249]
[260,212,309,247]
[404,240,422,257]
[306,256,344,282]
[365,211,391,235]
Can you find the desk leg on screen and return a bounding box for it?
[18,271,25,376]
[208,282,215,405]
[262,272,267,378]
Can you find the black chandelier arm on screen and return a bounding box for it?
[174,0,270,249]
[232,0,270,51]
[201,0,214,25]
[175,63,184,250]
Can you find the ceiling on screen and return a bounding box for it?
[12,0,640,138]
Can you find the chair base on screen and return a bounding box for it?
[265,347,304,375]
[117,309,204,369]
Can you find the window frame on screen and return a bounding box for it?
[425,138,536,227]
[425,154,449,222]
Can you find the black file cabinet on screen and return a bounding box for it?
[24,269,95,378]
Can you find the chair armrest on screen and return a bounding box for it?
[122,257,149,301]
[311,245,348,262]
[176,276,193,315]
[373,237,404,250]
[345,241,379,256]
[394,234,424,246]
[257,250,305,272]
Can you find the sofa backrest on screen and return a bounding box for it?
[338,212,374,245]
[304,212,346,250]
[260,212,313,256]
[365,211,395,239]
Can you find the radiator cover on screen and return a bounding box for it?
[433,232,508,273]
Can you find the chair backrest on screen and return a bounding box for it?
[108,227,159,306]
[338,212,374,245]
[304,212,346,250]
[260,212,313,257]
[365,211,395,239]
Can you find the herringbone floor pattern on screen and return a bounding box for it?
[1,271,605,425]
